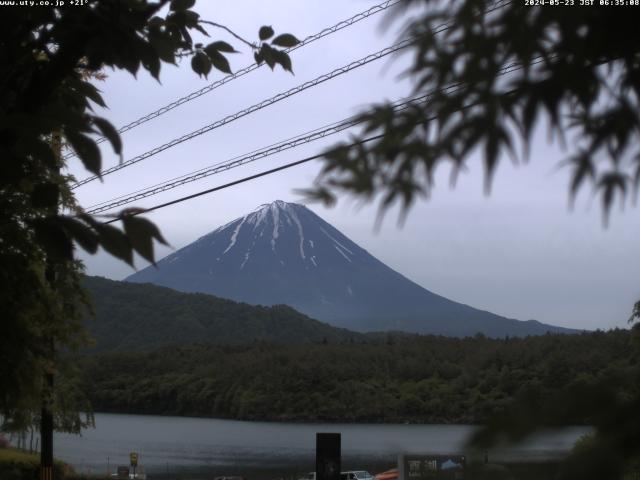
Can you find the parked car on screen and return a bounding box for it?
[341,471,374,480]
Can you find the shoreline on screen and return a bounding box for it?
[86,410,590,429]
[52,413,587,476]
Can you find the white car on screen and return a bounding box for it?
[341,471,374,480]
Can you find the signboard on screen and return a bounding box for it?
[117,466,130,479]
[399,454,465,480]
[130,452,138,467]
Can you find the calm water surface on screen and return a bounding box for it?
[54,413,589,478]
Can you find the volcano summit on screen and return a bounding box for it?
[126,200,572,337]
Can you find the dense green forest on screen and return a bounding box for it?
[82,276,364,351]
[79,329,638,424]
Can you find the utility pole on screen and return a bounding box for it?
[40,130,61,480]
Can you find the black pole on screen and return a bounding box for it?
[316,433,341,480]
[40,295,55,480]
[40,131,61,480]
[40,396,53,480]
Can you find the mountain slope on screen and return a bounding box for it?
[126,200,575,337]
[83,276,363,351]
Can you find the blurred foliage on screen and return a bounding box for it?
[2,356,95,438]
[0,448,71,480]
[77,328,638,424]
[308,0,640,224]
[0,0,297,428]
[303,3,640,477]
[468,321,640,480]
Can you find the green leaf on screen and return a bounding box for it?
[194,23,210,37]
[74,80,106,108]
[567,152,595,206]
[94,223,134,266]
[522,95,538,141]
[57,216,99,254]
[205,40,237,54]
[271,33,300,48]
[272,49,293,73]
[483,133,499,194]
[121,215,169,264]
[259,44,276,70]
[180,25,193,45]
[65,131,101,177]
[191,51,212,78]
[170,0,195,11]
[259,25,274,41]
[137,41,162,80]
[597,172,627,225]
[30,183,59,209]
[19,138,57,168]
[77,212,100,228]
[32,218,74,262]
[149,32,176,64]
[207,50,231,74]
[92,117,122,156]
[182,10,199,28]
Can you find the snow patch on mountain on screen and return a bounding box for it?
[334,245,352,263]
[320,227,353,255]
[270,203,280,252]
[288,206,306,260]
[223,216,246,254]
[241,251,250,269]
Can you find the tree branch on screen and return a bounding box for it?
[199,20,256,49]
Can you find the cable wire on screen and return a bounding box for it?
[103,84,534,223]
[71,34,422,189]
[103,134,384,225]
[72,0,513,187]
[92,1,524,222]
[86,90,448,214]
[63,0,402,161]
[87,56,534,214]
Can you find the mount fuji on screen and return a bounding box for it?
[126,200,573,337]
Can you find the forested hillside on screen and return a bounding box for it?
[82,276,364,350]
[80,329,638,424]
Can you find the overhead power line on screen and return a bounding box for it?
[71,0,513,187]
[102,87,507,224]
[99,61,539,223]
[87,55,533,215]
[104,133,385,225]
[63,0,401,161]
[71,34,421,189]
[85,91,447,214]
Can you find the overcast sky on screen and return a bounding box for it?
[68,0,639,331]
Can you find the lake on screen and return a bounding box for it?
[54,413,589,479]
